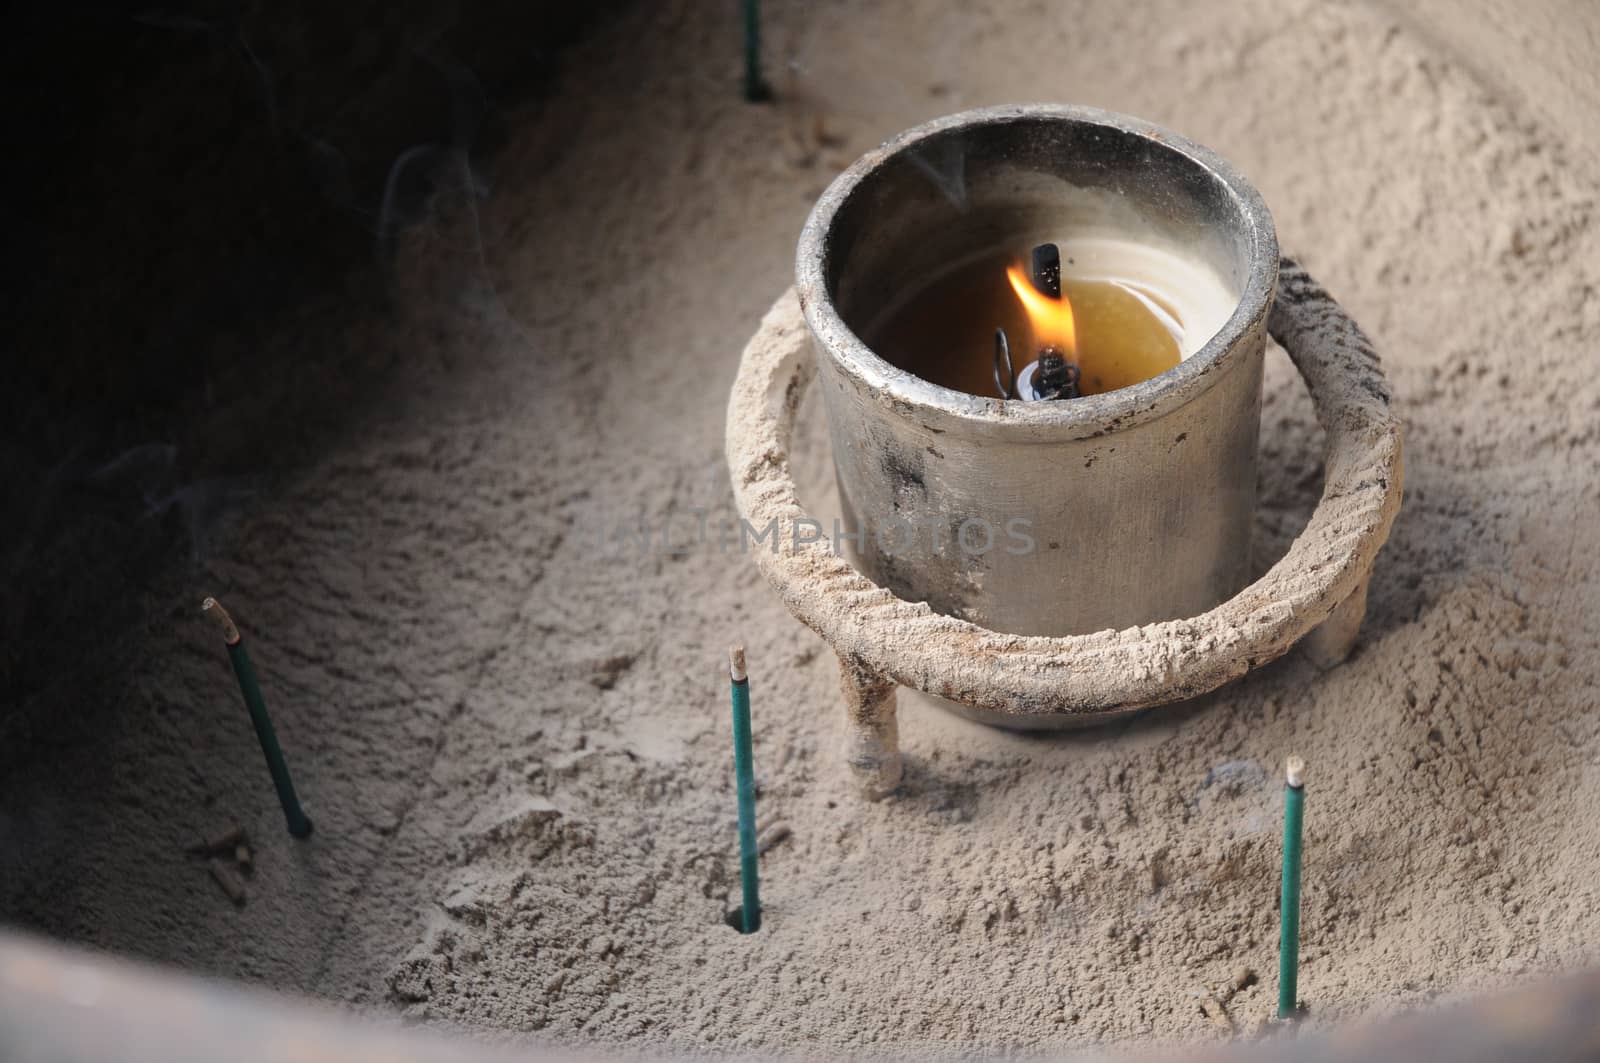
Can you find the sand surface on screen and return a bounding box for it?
[3,0,1599,1055]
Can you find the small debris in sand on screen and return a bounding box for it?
[234,843,253,871]
[589,654,635,690]
[1192,966,1256,1034]
[1195,990,1234,1033]
[1226,966,1258,1001]
[785,112,851,169]
[811,113,847,150]
[188,824,245,856]
[757,823,791,854]
[208,858,247,906]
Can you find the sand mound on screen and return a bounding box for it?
[3,0,1598,1054]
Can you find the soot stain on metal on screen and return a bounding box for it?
[880,446,926,507]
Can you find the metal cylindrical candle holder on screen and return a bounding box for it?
[797,106,1278,728]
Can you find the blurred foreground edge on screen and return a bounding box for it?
[1,930,1598,1062]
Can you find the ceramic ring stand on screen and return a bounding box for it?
[726,259,1403,797]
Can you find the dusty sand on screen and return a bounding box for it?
[3,0,1599,1055]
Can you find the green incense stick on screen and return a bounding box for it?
[1278,755,1305,1019]
[729,645,760,932]
[204,598,314,839]
[741,0,771,102]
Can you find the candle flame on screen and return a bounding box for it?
[1006,263,1077,357]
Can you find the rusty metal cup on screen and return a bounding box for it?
[797,105,1278,667]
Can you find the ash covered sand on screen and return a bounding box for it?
[4,0,1600,1055]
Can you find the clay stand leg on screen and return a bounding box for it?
[1302,575,1370,670]
[839,656,901,799]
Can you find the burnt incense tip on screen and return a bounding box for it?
[201,597,242,646]
[1285,755,1306,788]
[729,645,747,682]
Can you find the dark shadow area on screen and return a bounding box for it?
[0,0,625,756]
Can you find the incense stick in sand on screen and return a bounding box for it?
[203,598,314,839]
[729,645,760,932]
[1278,755,1306,1018]
[741,0,771,102]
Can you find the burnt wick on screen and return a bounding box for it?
[1030,243,1061,298]
[1031,348,1081,400]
